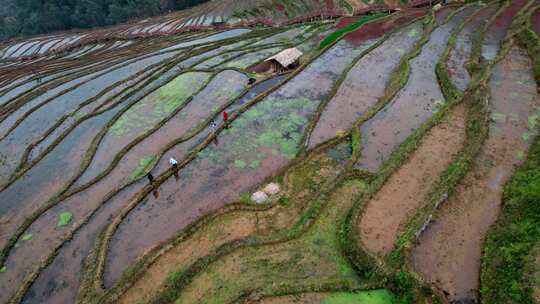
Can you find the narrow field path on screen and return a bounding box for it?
[412,46,539,303]
[359,103,467,256]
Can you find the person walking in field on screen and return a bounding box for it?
[169,157,179,179]
[223,111,229,129]
[147,172,154,185]
[169,157,178,170]
[210,120,219,145]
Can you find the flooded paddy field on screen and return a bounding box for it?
[0,1,538,304]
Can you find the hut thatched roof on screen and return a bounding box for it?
[265,47,303,67]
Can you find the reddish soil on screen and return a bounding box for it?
[336,16,361,29]
[343,10,426,46]
[412,46,539,303]
[360,104,467,256]
[325,0,334,11]
[119,214,259,304]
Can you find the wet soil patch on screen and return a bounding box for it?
[412,46,539,303]
[359,103,466,256]
[343,10,426,46]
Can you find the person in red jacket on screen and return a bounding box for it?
[223,111,230,129]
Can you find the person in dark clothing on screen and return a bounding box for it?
[147,173,154,184]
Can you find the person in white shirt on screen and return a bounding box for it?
[169,157,179,179]
[169,157,178,169]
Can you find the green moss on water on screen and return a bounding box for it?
[234,159,247,169]
[249,160,261,169]
[57,212,73,227]
[407,28,419,38]
[322,289,395,304]
[21,233,33,241]
[110,72,210,137]
[0,266,5,273]
[131,156,157,180]
[197,96,313,166]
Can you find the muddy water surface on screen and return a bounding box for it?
[308,21,424,149]
[103,39,376,286]
[21,185,143,304]
[0,51,181,182]
[75,72,213,186]
[481,0,527,60]
[448,5,493,91]
[412,46,539,303]
[157,29,252,53]
[355,7,474,171]
[0,65,196,270]
[27,66,162,162]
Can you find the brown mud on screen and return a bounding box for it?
[360,103,467,257]
[412,46,539,303]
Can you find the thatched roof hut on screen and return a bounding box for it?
[265,47,303,72]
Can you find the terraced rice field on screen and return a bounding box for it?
[0,0,539,304]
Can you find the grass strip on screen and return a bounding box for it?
[480,135,540,304]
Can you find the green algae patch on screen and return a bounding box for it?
[110,72,211,137]
[319,13,388,49]
[197,96,312,167]
[322,289,395,304]
[407,28,419,38]
[234,159,247,169]
[21,233,33,241]
[57,211,73,227]
[131,156,157,180]
[0,266,5,273]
